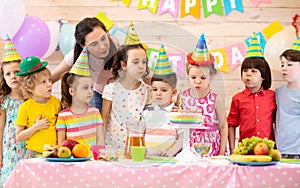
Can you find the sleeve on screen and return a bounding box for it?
[102,83,113,101]
[64,49,75,67]
[56,112,67,131]
[15,104,28,126]
[227,95,239,127]
[95,109,103,126]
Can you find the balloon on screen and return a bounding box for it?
[0,0,25,39]
[264,26,297,71]
[42,21,60,59]
[59,23,76,55]
[12,16,50,59]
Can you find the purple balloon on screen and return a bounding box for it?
[12,16,50,59]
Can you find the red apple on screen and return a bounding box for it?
[62,139,79,151]
[51,145,60,158]
[254,142,269,155]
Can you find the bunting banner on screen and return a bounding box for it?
[180,0,201,19]
[108,19,287,73]
[223,0,244,16]
[138,0,160,14]
[251,0,272,8]
[211,48,230,73]
[157,0,180,18]
[262,20,284,39]
[202,0,223,18]
[95,12,114,30]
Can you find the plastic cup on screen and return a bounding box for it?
[130,146,146,162]
[91,145,105,160]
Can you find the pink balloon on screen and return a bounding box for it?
[12,16,50,59]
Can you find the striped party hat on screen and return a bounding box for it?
[70,46,90,76]
[152,45,177,87]
[187,33,214,66]
[246,33,263,58]
[1,34,22,63]
[291,36,300,51]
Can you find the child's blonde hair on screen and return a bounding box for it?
[19,68,51,98]
[185,63,217,78]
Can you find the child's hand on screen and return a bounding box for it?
[34,114,50,130]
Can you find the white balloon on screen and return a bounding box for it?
[42,21,60,59]
[0,0,25,39]
[264,26,297,71]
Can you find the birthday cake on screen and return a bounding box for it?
[169,110,202,126]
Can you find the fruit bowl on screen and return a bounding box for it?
[97,149,119,161]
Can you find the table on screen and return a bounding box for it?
[4,158,300,188]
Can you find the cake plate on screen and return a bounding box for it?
[172,123,209,162]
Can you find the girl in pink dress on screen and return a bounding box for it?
[181,34,228,156]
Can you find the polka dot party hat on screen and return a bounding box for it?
[70,46,90,76]
[291,36,300,51]
[245,33,263,58]
[1,34,22,63]
[153,45,177,87]
[187,33,214,66]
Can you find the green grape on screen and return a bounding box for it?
[238,142,243,147]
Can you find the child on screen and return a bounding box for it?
[181,34,228,156]
[227,33,276,154]
[56,47,105,147]
[142,45,183,157]
[275,36,300,159]
[102,23,151,149]
[0,35,26,185]
[15,56,61,158]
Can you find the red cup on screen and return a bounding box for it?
[91,145,105,160]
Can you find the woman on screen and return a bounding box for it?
[52,17,120,112]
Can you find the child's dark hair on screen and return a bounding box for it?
[109,44,150,82]
[0,61,21,98]
[61,72,81,108]
[73,17,117,70]
[151,74,177,88]
[241,57,272,90]
[280,49,300,62]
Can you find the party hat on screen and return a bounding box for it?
[291,36,300,51]
[187,33,214,66]
[154,45,174,76]
[152,45,177,87]
[245,33,263,58]
[70,46,90,76]
[1,34,22,63]
[124,21,141,45]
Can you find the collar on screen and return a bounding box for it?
[243,87,266,96]
[153,102,175,112]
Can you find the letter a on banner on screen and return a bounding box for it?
[158,0,180,18]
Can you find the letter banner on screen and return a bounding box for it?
[226,42,246,71]
[211,48,230,73]
[138,0,160,14]
[168,52,185,78]
[180,0,201,19]
[202,0,223,18]
[223,0,244,16]
[251,0,272,8]
[158,0,180,18]
[262,20,284,39]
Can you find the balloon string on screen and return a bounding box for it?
[292,14,299,37]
